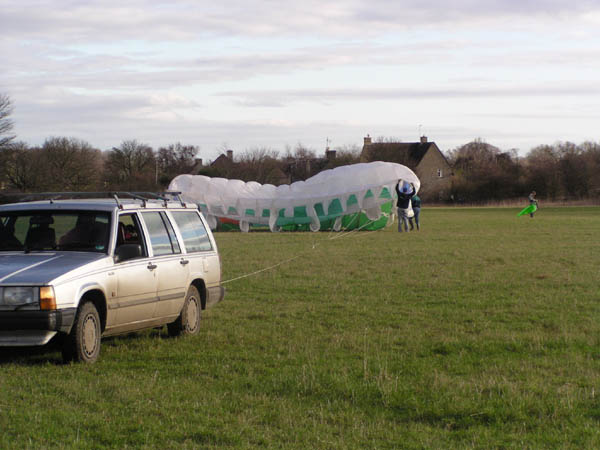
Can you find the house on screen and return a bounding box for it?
[210,150,235,170]
[360,135,453,199]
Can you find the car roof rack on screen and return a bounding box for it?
[0,191,186,209]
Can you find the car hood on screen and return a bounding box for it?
[0,252,108,285]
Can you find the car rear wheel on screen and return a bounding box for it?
[62,301,101,363]
[168,285,201,337]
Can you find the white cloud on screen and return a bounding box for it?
[217,83,600,106]
[3,0,600,42]
[3,0,600,156]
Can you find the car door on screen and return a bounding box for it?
[112,212,158,327]
[140,211,189,320]
[169,210,220,305]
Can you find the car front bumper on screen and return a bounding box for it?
[0,308,76,334]
[0,308,77,346]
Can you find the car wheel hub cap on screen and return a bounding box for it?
[83,315,98,356]
[187,297,198,330]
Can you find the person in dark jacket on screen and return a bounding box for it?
[395,181,415,232]
[409,194,421,230]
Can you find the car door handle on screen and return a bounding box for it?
[180,259,189,266]
[147,263,157,270]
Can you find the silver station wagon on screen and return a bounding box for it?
[0,193,224,363]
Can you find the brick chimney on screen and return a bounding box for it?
[226,150,233,160]
[364,134,372,146]
[326,149,336,160]
[420,135,428,144]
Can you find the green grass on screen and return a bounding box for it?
[1,206,599,448]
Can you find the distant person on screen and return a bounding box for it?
[409,193,421,230]
[528,191,538,218]
[395,181,415,232]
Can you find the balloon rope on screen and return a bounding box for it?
[325,211,358,240]
[326,212,389,240]
[221,213,389,285]
[221,254,303,285]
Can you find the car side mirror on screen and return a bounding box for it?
[114,244,143,263]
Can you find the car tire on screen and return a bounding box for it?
[62,301,101,363]
[168,285,201,337]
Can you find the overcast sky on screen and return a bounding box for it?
[2,0,600,160]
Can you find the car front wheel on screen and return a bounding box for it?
[168,285,201,337]
[62,301,101,363]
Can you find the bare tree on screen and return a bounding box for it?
[524,145,561,200]
[156,142,198,186]
[448,139,521,202]
[0,137,103,192]
[0,142,45,191]
[282,143,318,181]
[325,144,361,168]
[233,147,281,183]
[40,137,103,191]
[0,94,15,149]
[291,142,316,160]
[104,140,156,190]
[581,141,600,197]
[555,142,589,198]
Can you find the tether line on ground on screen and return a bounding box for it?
[221,213,392,285]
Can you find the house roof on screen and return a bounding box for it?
[389,142,433,164]
[210,153,235,167]
[361,140,453,171]
[362,141,432,165]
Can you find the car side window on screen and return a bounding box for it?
[159,212,181,254]
[171,211,213,252]
[116,213,148,257]
[141,212,181,256]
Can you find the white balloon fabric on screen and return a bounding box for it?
[168,161,420,232]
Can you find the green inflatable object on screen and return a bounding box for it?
[219,198,395,232]
[517,204,537,217]
[170,162,421,232]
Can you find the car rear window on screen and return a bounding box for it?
[170,211,212,252]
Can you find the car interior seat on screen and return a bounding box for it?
[25,216,56,250]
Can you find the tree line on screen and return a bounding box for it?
[446,139,600,203]
[195,144,362,184]
[0,137,198,193]
[1,93,599,202]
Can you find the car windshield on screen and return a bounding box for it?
[0,210,111,253]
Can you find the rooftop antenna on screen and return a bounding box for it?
[326,137,331,150]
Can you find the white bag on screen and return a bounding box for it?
[406,200,415,218]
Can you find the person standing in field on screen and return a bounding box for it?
[528,190,538,218]
[409,193,421,230]
[395,181,415,232]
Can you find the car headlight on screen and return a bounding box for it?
[3,287,38,306]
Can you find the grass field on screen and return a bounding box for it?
[1,206,599,448]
